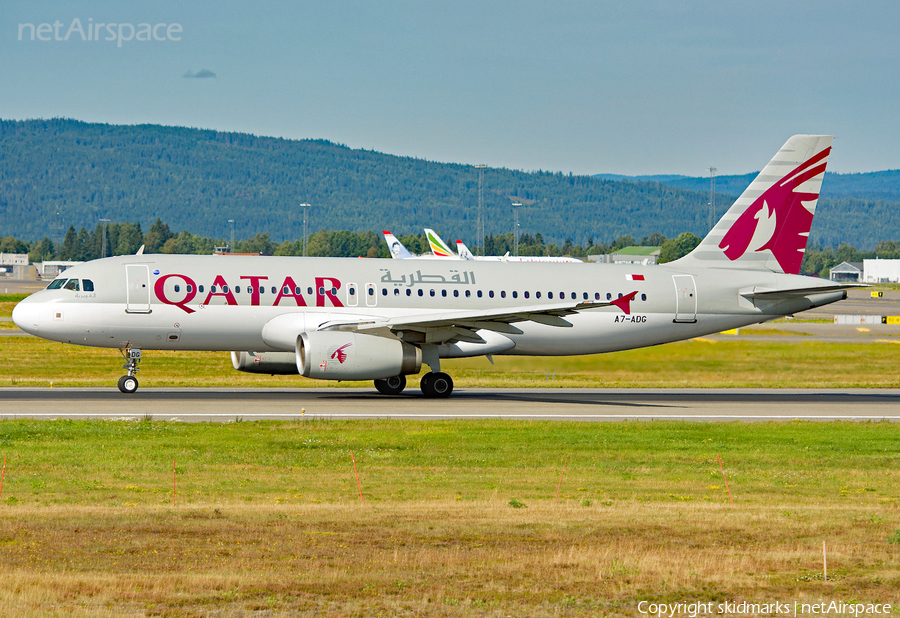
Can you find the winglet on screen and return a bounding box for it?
[610,291,639,315]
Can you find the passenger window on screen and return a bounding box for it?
[47,279,67,290]
[571,292,576,300]
[606,293,612,300]
[406,289,412,296]
[211,286,217,293]
[477,290,483,298]
[418,289,423,297]
[174,285,181,293]
[524,291,530,299]
[381,288,387,296]
[349,288,356,296]
[641,293,647,301]
[271,287,277,294]
[453,290,459,297]
[441,290,447,297]
[536,291,541,299]
[368,287,374,296]
[295,287,301,294]
[63,279,80,291]
[465,290,471,297]
[187,285,193,293]
[234,286,240,293]
[223,286,229,293]
[548,292,553,299]
[430,290,435,297]
[307,287,313,295]
[595,292,600,300]
[512,291,517,299]
[199,285,205,293]
[489,291,494,298]
[500,291,506,299]
[283,286,290,294]
[583,292,588,300]
[82,279,95,292]
[394,289,400,296]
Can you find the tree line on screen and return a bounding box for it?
[5,118,899,251]
[6,217,899,274]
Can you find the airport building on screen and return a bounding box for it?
[829,261,863,282]
[0,253,30,279]
[586,246,661,265]
[863,259,900,283]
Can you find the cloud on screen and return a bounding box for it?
[183,69,216,79]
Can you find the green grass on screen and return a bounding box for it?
[1,419,897,506]
[0,420,897,616]
[3,335,900,388]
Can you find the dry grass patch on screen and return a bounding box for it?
[0,501,898,617]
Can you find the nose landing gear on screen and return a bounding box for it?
[118,347,142,394]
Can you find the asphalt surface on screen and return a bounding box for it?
[1,387,898,422]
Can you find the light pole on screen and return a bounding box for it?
[474,165,486,256]
[228,219,235,253]
[99,218,110,258]
[300,203,311,256]
[511,203,521,256]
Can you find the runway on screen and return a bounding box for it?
[1,387,898,422]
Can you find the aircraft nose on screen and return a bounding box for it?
[11,299,40,335]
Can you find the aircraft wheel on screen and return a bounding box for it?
[117,375,139,394]
[375,375,406,395]
[422,372,453,398]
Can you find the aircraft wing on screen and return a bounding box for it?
[318,292,638,345]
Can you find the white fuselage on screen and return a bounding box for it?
[13,254,845,358]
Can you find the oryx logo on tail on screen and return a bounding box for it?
[718,146,830,275]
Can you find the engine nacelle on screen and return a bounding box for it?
[231,351,299,375]
[297,331,421,381]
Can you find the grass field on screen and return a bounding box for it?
[0,419,897,616]
[4,334,900,389]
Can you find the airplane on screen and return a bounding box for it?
[382,230,415,259]
[14,135,856,398]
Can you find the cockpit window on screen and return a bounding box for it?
[82,279,94,292]
[63,279,80,292]
[47,279,67,290]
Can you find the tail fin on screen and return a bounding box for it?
[383,231,414,259]
[681,134,832,274]
[456,240,475,260]
[424,228,457,258]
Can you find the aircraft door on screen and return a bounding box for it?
[365,283,377,307]
[672,275,697,323]
[125,264,152,314]
[347,283,359,307]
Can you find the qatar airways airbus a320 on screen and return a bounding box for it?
[14,135,855,397]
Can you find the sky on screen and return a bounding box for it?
[3,1,899,176]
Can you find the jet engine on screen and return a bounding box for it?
[297,331,421,381]
[231,351,299,375]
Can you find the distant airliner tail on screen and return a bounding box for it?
[456,240,475,260]
[383,230,414,259]
[679,134,833,274]
[424,228,457,258]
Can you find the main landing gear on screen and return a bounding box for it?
[117,347,142,394]
[372,372,454,398]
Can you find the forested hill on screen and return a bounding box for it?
[1,118,897,249]
[595,170,900,202]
